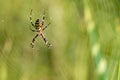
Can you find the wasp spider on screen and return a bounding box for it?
[30,9,52,48]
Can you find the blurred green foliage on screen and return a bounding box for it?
[0,0,120,80]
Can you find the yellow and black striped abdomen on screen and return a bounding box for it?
[34,19,40,30]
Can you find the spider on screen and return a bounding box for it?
[30,9,52,48]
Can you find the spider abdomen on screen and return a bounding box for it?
[34,19,40,30]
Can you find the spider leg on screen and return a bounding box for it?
[31,34,39,48]
[40,9,51,31]
[40,32,52,48]
[41,8,45,21]
[39,9,45,26]
[30,27,39,32]
[30,9,35,27]
[43,22,51,30]
[30,29,38,32]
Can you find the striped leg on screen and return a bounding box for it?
[42,9,45,21]
[30,9,39,32]
[31,34,39,48]
[30,27,39,32]
[43,22,51,30]
[40,32,52,48]
[30,9,34,27]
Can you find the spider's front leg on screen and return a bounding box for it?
[31,34,39,48]
[30,9,35,27]
[30,9,39,32]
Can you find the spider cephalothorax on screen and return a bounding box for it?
[30,9,51,48]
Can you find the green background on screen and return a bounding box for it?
[0,0,120,80]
